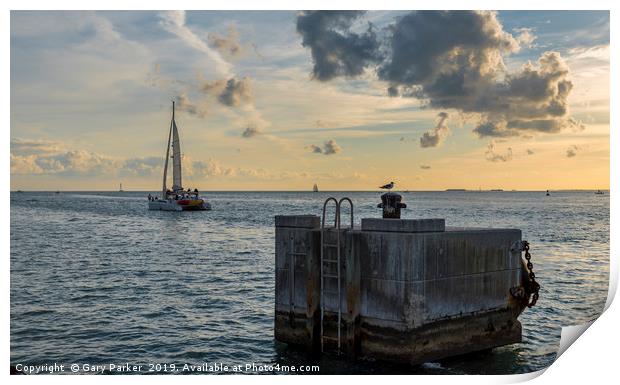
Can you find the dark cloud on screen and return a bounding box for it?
[297,11,582,140]
[217,77,253,107]
[473,121,519,138]
[241,125,262,138]
[309,144,323,153]
[566,145,579,158]
[308,139,342,155]
[323,139,342,155]
[199,77,253,108]
[420,164,431,170]
[485,141,513,162]
[296,11,381,81]
[420,112,450,148]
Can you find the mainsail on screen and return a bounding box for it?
[162,100,183,197]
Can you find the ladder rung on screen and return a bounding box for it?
[322,259,338,263]
[290,252,306,256]
[322,274,339,279]
[323,243,339,248]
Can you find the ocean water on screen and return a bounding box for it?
[10,191,609,374]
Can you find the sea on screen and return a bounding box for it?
[10,190,609,375]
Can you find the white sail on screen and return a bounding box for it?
[171,117,182,191]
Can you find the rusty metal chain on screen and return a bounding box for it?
[522,241,540,308]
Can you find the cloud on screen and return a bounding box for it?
[190,158,235,178]
[566,145,579,158]
[208,26,242,57]
[241,125,262,138]
[309,144,323,153]
[218,77,253,107]
[158,10,233,77]
[175,93,207,117]
[323,139,342,155]
[485,141,513,162]
[11,150,118,176]
[514,27,537,48]
[120,157,162,177]
[420,112,450,148]
[296,11,381,81]
[473,121,519,138]
[11,138,64,156]
[308,139,342,155]
[297,11,582,140]
[420,164,431,170]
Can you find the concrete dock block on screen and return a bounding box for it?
[361,218,445,233]
[274,213,528,364]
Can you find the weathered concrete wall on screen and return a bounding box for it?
[274,215,321,352]
[274,215,526,364]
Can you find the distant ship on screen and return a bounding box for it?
[119,182,124,192]
[595,189,604,195]
[313,183,319,192]
[490,189,503,192]
[446,189,466,192]
[148,101,211,211]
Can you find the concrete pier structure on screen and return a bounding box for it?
[274,213,532,365]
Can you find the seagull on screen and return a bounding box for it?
[380,181,395,190]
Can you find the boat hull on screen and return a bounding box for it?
[148,199,211,211]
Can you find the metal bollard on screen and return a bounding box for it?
[377,192,407,219]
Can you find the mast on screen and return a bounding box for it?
[171,101,182,191]
[162,101,174,198]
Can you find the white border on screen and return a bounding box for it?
[4,1,617,384]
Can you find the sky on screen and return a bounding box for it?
[10,10,610,191]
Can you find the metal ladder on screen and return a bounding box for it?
[320,197,353,354]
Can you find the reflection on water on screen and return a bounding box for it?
[10,191,609,374]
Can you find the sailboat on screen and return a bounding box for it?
[313,183,319,192]
[119,183,124,192]
[148,101,212,211]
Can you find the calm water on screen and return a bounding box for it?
[10,191,609,374]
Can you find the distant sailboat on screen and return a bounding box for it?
[148,101,211,211]
[119,183,124,192]
[313,183,319,192]
[595,189,604,195]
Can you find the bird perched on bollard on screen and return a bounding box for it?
[380,181,395,190]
